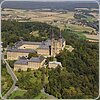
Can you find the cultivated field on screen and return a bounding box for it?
[2,9,74,22]
[65,24,95,32]
[84,34,99,40]
[2,8,98,33]
[29,11,74,22]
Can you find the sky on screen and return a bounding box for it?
[0,0,99,4]
[0,0,98,1]
[1,0,99,7]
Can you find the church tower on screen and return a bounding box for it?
[59,29,63,48]
[50,29,65,57]
[56,29,63,54]
[51,29,56,57]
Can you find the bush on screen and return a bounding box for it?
[28,53,38,59]
[27,68,31,72]
[7,60,16,68]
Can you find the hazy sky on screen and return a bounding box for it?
[0,0,99,5]
[1,0,97,1]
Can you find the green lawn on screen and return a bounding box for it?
[74,31,98,41]
[12,69,51,99]
[1,63,13,96]
[66,24,95,32]
[63,28,98,41]
[15,70,42,83]
[9,90,52,99]
[34,93,49,99]
[75,32,86,40]
[8,89,26,99]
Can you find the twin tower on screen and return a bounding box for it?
[50,29,66,57]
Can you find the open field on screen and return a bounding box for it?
[75,31,99,41]
[2,9,74,22]
[54,23,96,32]
[8,89,54,99]
[65,24,95,32]
[2,8,97,33]
[29,12,74,22]
[34,93,51,99]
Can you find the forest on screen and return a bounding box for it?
[1,20,59,47]
[45,29,99,99]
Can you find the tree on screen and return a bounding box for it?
[27,68,31,72]
[7,60,16,68]
[45,29,99,99]
[28,53,38,59]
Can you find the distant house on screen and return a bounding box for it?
[14,56,46,71]
[49,61,62,69]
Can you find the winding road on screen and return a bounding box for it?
[1,53,18,99]
[1,53,56,99]
[41,88,57,99]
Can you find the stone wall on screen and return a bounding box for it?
[14,58,46,71]
[49,63,58,68]
[37,49,49,56]
[28,62,40,70]
[14,64,28,71]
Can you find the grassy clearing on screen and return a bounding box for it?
[54,23,95,31]
[54,12,74,19]
[83,34,99,40]
[31,12,74,22]
[8,89,26,99]
[8,90,49,99]
[62,29,86,40]
[9,69,50,99]
[34,93,49,99]
[72,31,98,41]
[1,65,13,96]
[66,24,95,32]
[15,70,42,84]
[75,32,86,40]
[30,30,39,37]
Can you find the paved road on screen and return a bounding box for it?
[1,53,56,99]
[41,88,57,99]
[1,53,18,82]
[2,84,18,99]
[1,53,18,99]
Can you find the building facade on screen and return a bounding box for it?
[50,31,65,56]
[49,61,62,68]
[7,48,36,60]
[14,56,45,71]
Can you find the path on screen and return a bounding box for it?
[41,88,57,99]
[1,53,18,99]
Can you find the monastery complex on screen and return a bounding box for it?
[7,30,66,71]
